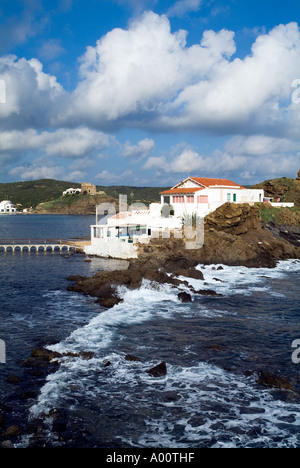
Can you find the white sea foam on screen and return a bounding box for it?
[128,362,300,448]
[28,259,300,447]
[29,280,181,417]
[177,259,300,297]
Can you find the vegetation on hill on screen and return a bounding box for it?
[36,193,118,215]
[96,185,167,205]
[253,173,300,207]
[0,179,81,209]
[258,203,300,227]
[0,179,168,211]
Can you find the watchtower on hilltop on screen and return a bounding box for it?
[81,182,97,195]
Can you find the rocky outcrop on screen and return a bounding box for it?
[197,203,299,267]
[67,263,199,308]
[68,203,300,309]
[175,203,299,268]
[137,203,299,269]
[256,370,296,393]
[205,203,260,235]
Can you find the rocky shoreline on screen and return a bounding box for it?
[1,202,299,448]
[2,343,299,448]
[67,203,300,309]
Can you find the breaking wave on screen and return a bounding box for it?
[26,260,300,448]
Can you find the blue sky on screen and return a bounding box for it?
[0,0,299,187]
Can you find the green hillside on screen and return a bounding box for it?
[98,185,167,205]
[0,179,167,210]
[253,174,300,207]
[0,179,81,209]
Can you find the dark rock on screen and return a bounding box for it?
[31,347,62,361]
[97,297,122,308]
[146,361,167,378]
[102,359,111,367]
[125,354,140,362]
[206,344,225,351]
[178,292,192,303]
[0,440,14,448]
[26,419,45,435]
[48,408,64,420]
[256,370,296,392]
[78,351,95,361]
[19,347,62,370]
[6,375,21,384]
[195,289,221,296]
[19,357,51,369]
[174,268,204,280]
[62,351,95,360]
[163,256,198,273]
[1,425,23,438]
[0,412,5,428]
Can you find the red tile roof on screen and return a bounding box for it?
[160,177,246,195]
[190,177,245,188]
[160,187,204,195]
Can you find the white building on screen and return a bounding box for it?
[160,177,264,218]
[84,176,264,259]
[0,200,16,213]
[84,206,182,259]
[63,188,81,196]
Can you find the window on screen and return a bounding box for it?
[173,196,184,203]
[198,195,208,204]
[227,193,231,201]
[233,194,237,202]
[186,195,194,203]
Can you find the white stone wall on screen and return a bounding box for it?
[84,238,139,259]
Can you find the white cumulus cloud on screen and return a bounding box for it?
[167,0,202,17]
[62,11,236,126]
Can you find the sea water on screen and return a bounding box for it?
[0,215,300,448]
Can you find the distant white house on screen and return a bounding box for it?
[0,200,16,213]
[63,188,82,196]
[160,177,264,218]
